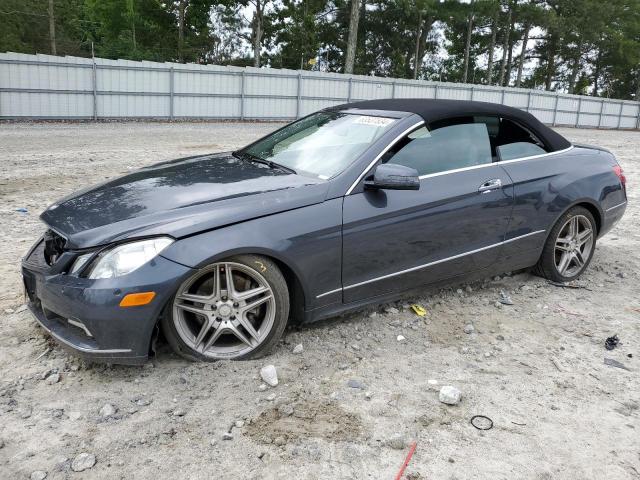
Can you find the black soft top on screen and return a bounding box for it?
[332,98,571,152]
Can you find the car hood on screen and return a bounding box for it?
[40,152,329,249]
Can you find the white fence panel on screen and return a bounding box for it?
[0,52,638,128]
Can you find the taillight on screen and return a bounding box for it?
[613,165,626,187]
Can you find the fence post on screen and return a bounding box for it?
[636,104,640,130]
[91,59,97,121]
[169,67,174,121]
[597,99,604,128]
[616,101,623,129]
[470,85,474,101]
[500,88,505,105]
[391,80,396,99]
[552,94,559,127]
[240,71,245,121]
[575,97,583,128]
[296,72,302,119]
[434,83,439,99]
[526,91,532,112]
[347,77,353,102]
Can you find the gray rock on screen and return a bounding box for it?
[260,365,278,387]
[222,432,233,440]
[46,372,60,385]
[277,404,294,417]
[385,434,407,450]
[439,385,462,405]
[172,408,187,417]
[499,290,514,305]
[347,379,365,390]
[266,393,276,401]
[210,438,218,446]
[396,335,406,342]
[99,403,116,417]
[234,420,245,428]
[30,471,47,480]
[463,324,475,334]
[385,306,399,315]
[258,383,268,392]
[71,453,96,472]
[292,344,304,354]
[273,436,286,446]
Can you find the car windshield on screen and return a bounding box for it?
[239,111,397,179]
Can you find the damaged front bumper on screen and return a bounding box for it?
[21,237,193,365]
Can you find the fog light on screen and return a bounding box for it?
[119,292,156,307]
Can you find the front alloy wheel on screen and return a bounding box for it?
[162,255,289,361]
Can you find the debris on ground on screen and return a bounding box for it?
[292,344,304,354]
[394,441,417,480]
[71,453,96,472]
[410,304,427,317]
[397,335,406,342]
[605,335,620,351]
[470,415,494,430]
[439,386,462,405]
[99,403,117,417]
[499,290,514,305]
[604,358,630,371]
[260,365,278,387]
[30,471,47,480]
[463,324,475,334]
[347,379,365,390]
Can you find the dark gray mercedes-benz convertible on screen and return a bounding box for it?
[22,99,627,364]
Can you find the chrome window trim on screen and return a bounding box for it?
[315,230,546,298]
[345,120,425,195]
[605,201,627,212]
[346,128,575,189]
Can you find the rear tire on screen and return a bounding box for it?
[162,254,289,361]
[533,206,597,282]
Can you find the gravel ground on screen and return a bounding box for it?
[0,122,638,479]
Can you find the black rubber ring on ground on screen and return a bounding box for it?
[470,415,494,430]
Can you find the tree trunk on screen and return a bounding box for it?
[344,0,361,74]
[413,16,432,80]
[498,6,512,86]
[505,21,515,86]
[129,0,137,51]
[567,42,584,94]
[545,38,556,91]
[486,10,498,84]
[252,0,263,67]
[412,12,423,79]
[48,0,56,56]
[177,0,187,61]
[462,11,474,83]
[515,24,529,87]
[592,51,600,96]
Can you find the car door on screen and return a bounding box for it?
[341,121,514,303]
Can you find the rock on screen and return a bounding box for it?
[496,334,505,341]
[172,408,187,417]
[463,324,475,334]
[99,403,117,417]
[234,420,245,428]
[397,335,406,342]
[30,471,47,480]
[273,436,286,446]
[465,285,473,293]
[46,372,60,385]
[364,391,373,400]
[210,439,218,446]
[266,393,276,401]
[484,352,492,358]
[133,397,151,406]
[258,383,268,392]
[494,301,503,309]
[369,312,378,318]
[499,290,514,305]
[260,365,278,387]
[292,344,304,354]
[347,379,365,390]
[222,432,233,440]
[277,404,294,417]
[385,434,407,450]
[439,386,462,405]
[3,308,14,314]
[71,453,96,472]
[427,379,438,385]
[456,288,463,295]
[385,306,399,315]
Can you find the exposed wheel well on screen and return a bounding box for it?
[262,256,306,325]
[574,202,601,235]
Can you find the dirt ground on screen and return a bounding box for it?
[0,122,638,480]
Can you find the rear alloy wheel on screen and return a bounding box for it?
[534,206,597,282]
[162,255,289,361]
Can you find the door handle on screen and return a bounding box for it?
[478,178,502,193]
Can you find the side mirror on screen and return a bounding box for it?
[364,163,420,191]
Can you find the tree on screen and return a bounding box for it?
[344,0,362,73]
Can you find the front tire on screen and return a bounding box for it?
[533,206,597,282]
[162,255,289,361]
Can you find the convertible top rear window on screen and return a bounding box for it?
[240,112,396,179]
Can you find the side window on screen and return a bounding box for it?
[478,117,548,161]
[383,123,493,176]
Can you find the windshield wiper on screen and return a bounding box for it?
[232,151,297,175]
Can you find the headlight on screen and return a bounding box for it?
[86,237,174,279]
[70,253,93,275]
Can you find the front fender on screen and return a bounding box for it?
[160,198,344,310]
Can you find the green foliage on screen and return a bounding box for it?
[2,0,640,98]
